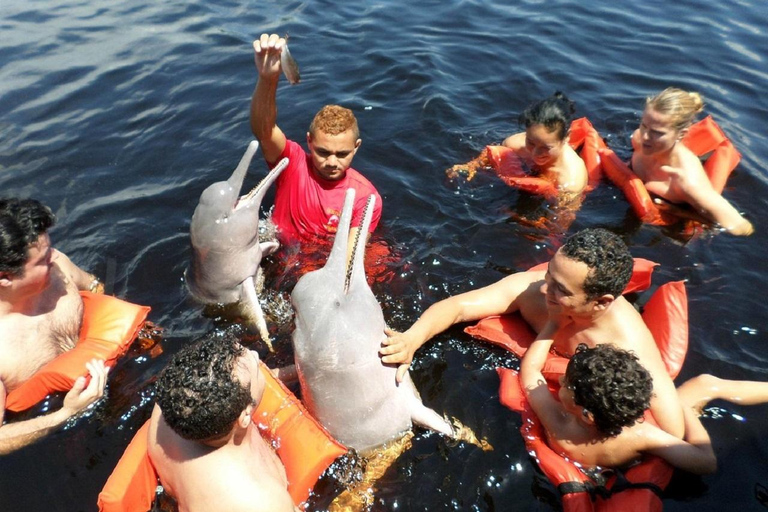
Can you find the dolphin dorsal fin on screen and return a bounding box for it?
[324,188,355,281]
[347,194,375,292]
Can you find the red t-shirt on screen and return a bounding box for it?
[269,139,382,243]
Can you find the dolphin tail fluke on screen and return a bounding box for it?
[242,275,274,352]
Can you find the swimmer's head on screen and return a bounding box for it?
[518,92,576,141]
[560,228,633,300]
[155,332,254,442]
[309,104,360,139]
[0,198,55,276]
[645,88,704,132]
[564,343,652,437]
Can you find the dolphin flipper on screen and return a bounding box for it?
[402,377,454,437]
[259,240,279,257]
[242,275,274,352]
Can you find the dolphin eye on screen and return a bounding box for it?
[334,300,341,308]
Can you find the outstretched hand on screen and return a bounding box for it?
[62,359,109,416]
[253,33,285,79]
[380,328,420,384]
[446,163,480,181]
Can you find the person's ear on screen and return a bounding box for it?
[581,407,595,425]
[238,405,254,429]
[0,272,14,288]
[677,127,689,141]
[306,132,313,145]
[593,293,615,311]
[354,138,362,150]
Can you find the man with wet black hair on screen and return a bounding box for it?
[147,333,296,512]
[381,228,684,438]
[521,339,768,473]
[0,198,108,454]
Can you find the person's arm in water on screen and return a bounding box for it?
[250,33,288,164]
[446,133,526,181]
[0,359,108,455]
[640,401,717,474]
[667,163,753,235]
[381,271,540,383]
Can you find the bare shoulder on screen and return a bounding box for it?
[502,132,526,151]
[494,270,545,304]
[52,250,91,290]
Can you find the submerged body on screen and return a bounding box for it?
[291,189,453,452]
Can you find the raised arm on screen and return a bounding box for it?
[250,33,288,164]
[381,271,540,382]
[0,360,108,455]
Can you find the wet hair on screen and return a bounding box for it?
[518,92,576,140]
[561,228,633,300]
[0,198,56,276]
[566,343,652,438]
[155,332,252,442]
[646,87,704,132]
[309,104,360,139]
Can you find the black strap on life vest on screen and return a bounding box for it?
[556,468,665,502]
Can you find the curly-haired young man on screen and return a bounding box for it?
[521,340,768,473]
[381,228,684,438]
[148,333,296,512]
[0,198,107,454]
[250,33,382,249]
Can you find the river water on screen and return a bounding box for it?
[1,0,767,510]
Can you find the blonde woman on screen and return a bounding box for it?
[631,88,753,235]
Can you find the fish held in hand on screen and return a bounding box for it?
[280,42,300,85]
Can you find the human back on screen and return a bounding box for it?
[147,333,295,512]
[148,405,290,512]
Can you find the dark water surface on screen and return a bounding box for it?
[2,0,768,510]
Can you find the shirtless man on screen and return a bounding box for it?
[381,228,684,437]
[520,338,768,473]
[0,198,108,454]
[250,33,382,252]
[148,333,296,512]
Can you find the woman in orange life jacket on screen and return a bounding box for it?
[630,87,753,235]
[447,92,588,205]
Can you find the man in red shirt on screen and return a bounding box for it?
[250,33,382,250]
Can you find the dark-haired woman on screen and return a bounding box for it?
[448,92,588,198]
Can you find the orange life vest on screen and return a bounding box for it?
[5,292,150,412]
